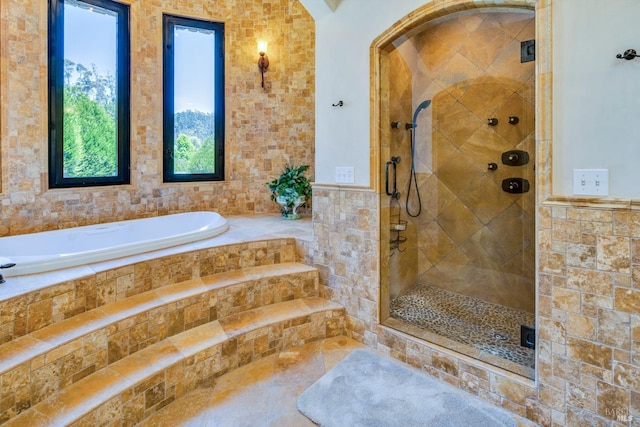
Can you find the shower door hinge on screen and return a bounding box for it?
[521,39,535,63]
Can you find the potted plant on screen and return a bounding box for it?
[267,164,312,219]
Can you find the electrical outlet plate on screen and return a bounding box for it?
[573,169,609,196]
[335,167,354,184]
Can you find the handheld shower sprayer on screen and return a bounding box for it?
[412,100,432,126]
[406,99,431,218]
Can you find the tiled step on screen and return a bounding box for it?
[5,297,345,426]
[0,238,298,346]
[0,262,318,424]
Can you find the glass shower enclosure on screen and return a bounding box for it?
[379,8,536,378]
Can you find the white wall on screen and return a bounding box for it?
[300,0,429,186]
[552,0,640,198]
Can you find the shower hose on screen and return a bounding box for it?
[406,99,431,218]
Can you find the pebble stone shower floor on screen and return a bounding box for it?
[390,283,535,370]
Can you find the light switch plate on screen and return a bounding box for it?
[335,167,354,184]
[573,169,609,196]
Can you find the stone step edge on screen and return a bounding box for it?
[0,263,319,421]
[0,262,318,375]
[5,297,345,427]
[0,237,299,343]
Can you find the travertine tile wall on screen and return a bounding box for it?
[537,205,640,426]
[386,48,417,299]
[0,0,314,236]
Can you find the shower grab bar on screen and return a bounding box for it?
[385,160,399,198]
[385,161,394,196]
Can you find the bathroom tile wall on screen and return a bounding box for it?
[536,205,640,426]
[0,0,314,236]
[386,49,417,300]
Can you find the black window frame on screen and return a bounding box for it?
[48,0,131,188]
[162,14,225,183]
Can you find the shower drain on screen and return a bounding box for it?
[492,333,509,341]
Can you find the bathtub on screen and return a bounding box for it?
[0,212,228,277]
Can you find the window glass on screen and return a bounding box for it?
[49,0,130,187]
[163,15,224,182]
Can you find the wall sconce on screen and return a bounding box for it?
[258,40,269,88]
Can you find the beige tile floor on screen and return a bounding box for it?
[140,336,365,427]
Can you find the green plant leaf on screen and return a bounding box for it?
[266,163,312,209]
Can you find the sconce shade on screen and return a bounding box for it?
[258,40,268,55]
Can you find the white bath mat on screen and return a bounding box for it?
[297,349,517,427]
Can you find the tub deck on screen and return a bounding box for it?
[0,214,312,302]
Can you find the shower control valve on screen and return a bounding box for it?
[509,116,519,125]
[502,178,530,194]
[501,150,530,166]
[488,162,498,171]
[488,118,498,126]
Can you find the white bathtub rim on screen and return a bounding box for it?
[2,212,229,277]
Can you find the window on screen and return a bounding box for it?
[163,15,225,182]
[48,0,130,188]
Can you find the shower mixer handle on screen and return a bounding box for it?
[0,263,14,284]
[501,150,530,166]
[502,178,530,194]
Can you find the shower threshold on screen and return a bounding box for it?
[386,283,535,379]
